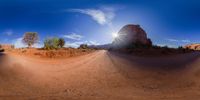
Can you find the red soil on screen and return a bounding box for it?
[0,50,200,100]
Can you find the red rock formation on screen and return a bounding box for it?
[184,44,200,50]
[112,24,152,48]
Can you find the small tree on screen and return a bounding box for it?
[23,32,39,48]
[58,38,65,48]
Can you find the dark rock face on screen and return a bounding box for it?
[112,24,152,48]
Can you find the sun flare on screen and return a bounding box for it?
[112,33,119,38]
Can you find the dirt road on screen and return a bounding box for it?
[0,50,200,100]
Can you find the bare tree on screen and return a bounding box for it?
[23,32,39,48]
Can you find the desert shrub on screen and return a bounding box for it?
[44,38,59,50]
[58,38,65,48]
[0,48,4,52]
[178,46,183,50]
[23,32,39,48]
[152,45,161,49]
[183,47,192,53]
[79,44,88,49]
[163,46,170,50]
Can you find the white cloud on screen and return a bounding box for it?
[63,33,83,40]
[32,42,43,48]
[13,37,43,48]
[68,8,115,25]
[156,44,177,48]
[166,38,191,43]
[13,38,26,48]
[65,41,84,48]
[65,40,100,48]
[181,39,191,43]
[166,39,179,42]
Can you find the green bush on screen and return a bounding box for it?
[44,37,66,50]
[44,38,59,50]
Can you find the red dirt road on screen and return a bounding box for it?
[0,50,200,100]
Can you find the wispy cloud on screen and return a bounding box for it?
[4,30,13,36]
[65,40,99,48]
[166,38,191,43]
[63,33,83,40]
[166,39,179,42]
[87,40,100,45]
[68,8,115,25]
[181,39,191,43]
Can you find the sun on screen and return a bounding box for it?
[112,33,119,39]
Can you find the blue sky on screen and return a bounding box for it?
[0,0,200,48]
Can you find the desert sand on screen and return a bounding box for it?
[0,50,200,100]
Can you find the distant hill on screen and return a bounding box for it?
[185,44,200,50]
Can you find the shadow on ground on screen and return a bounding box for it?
[107,51,200,71]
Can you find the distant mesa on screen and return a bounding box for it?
[185,44,200,50]
[112,24,152,49]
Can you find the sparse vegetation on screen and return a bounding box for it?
[79,44,88,49]
[23,32,39,48]
[44,37,59,50]
[109,44,195,56]
[44,37,66,50]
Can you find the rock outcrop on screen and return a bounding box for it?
[184,44,200,50]
[112,24,152,48]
